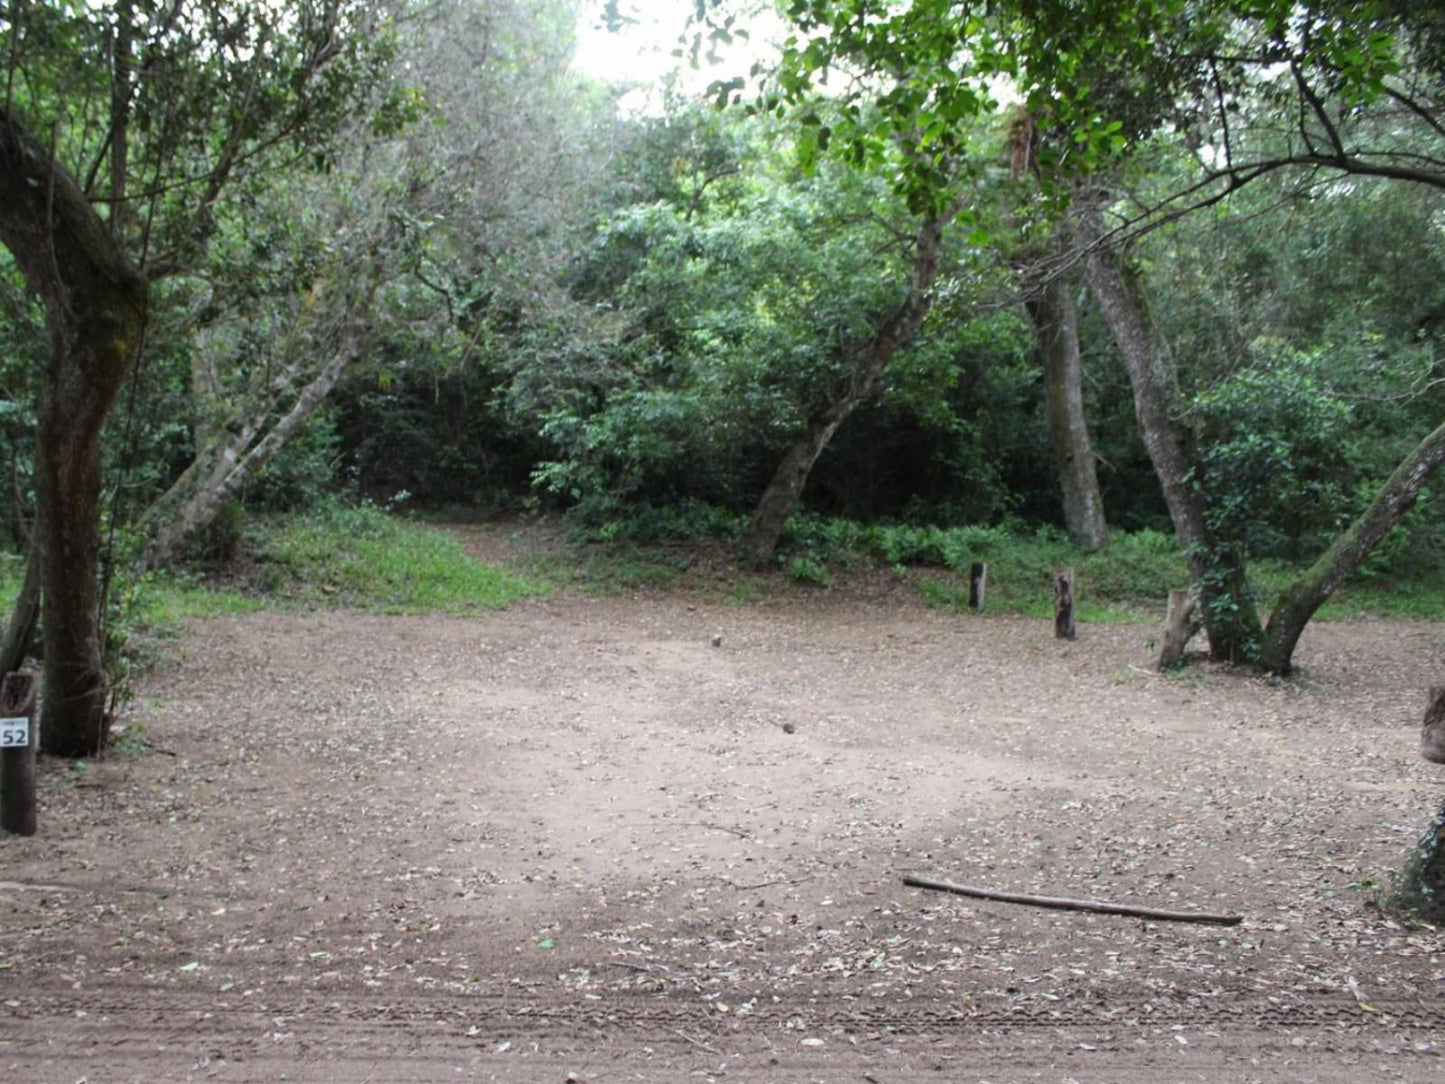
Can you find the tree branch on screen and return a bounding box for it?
[903,875,1243,926]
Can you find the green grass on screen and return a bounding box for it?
[233,504,548,613]
[4,504,1442,648]
[512,542,691,595]
[775,516,1190,618]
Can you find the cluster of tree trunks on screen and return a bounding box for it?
[1077,191,1445,675]
[136,260,386,572]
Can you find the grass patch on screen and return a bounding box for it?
[235,505,548,612]
[513,542,691,595]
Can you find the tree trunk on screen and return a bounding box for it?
[138,302,372,571]
[741,408,852,568]
[1159,587,1197,670]
[1390,801,1445,924]
[1020,249,1107,549]
[1075,196,1260,662]
[740,207,955,567]
[1259,416,1445,674]
[1421,687,1445,766]
[0,107,149,757]
[0,544,41,678]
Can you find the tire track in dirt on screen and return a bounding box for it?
[4,983,1442,1082]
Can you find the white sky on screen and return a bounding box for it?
[571,1,785,106]
[571,3,689,85]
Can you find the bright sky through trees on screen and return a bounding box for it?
[571,1,688,84]
[571,0,783,110]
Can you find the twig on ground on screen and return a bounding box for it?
[672,1027,720,1054]
[727,876,812,891]
[903,874,1243,926]
[697,822,751,838]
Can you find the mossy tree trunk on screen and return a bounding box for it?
[0,107,149,756]
[1391,803,1445,923]
[1076,196,1260,663]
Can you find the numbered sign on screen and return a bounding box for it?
[0,717,29,748]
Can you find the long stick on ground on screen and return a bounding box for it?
[903,875,1243,927]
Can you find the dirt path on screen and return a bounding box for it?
[3,552,1444,1081]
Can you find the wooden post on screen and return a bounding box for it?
[1,671,37,836]
[1053,567,1075,640]
[968,562,987,612]
[1422,687,1445,765]
[1159,588,1198,671]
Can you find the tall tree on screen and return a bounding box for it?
[0,1,394,753]
[0,108,148,754]
[1018,238,1108,550]
[1075,194,1261,661]
[740,202,958,565]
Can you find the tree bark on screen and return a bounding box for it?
[1390,801,1445,925]
[1259,416,1445,674]
[0,107,149,757]
[1075,196,1260,663]
[1020,249,1107,550]
[1421,687,1445,766]
[0,544,41,679]
[740,207,955,567]
[1053,567,1076,640]
[1159,587,1197,670]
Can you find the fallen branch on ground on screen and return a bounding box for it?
[903,874,1243,926]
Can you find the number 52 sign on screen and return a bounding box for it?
[0,717,30,748]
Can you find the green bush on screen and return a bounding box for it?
[773,513,1194,613]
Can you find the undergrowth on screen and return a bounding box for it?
[216,503,548,613]
[771,512,1445,620]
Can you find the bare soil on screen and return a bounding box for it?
[2,525,1444,1082]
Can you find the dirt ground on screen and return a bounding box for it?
[2,527,1444,1083]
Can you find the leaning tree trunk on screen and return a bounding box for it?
[1020,245,1108,550]
[1259,416,1445,674]
[137,243,385,571]
[0,107,149,757]
[1075,196,1260,662]
[740,207,955,567]
[138,304,374,571]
